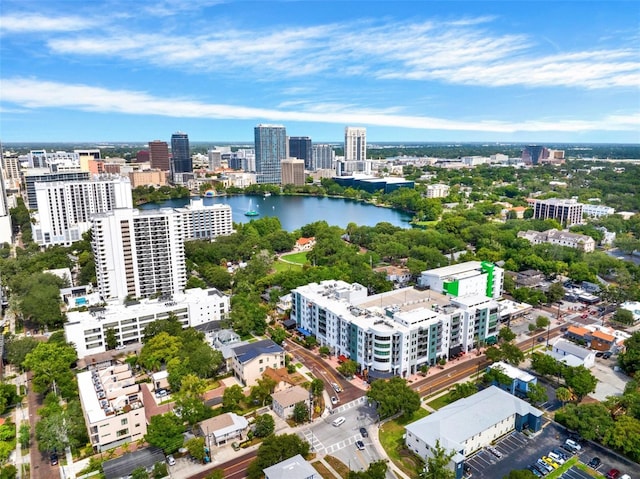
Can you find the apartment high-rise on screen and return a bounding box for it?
[288,137,313,170]
[312,144,335,170]
[522,145,548,165]
[255,124,287,184]
[170,132,191,175]
[149,140,170,170]
[32,177,133,247]
[92,200,233,300]
[344,127,366,162]
[25,170,91,210]
[0,145,12,245]
[532,198,583,227]
[280,158,305,186]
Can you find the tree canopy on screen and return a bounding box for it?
[367,377,421,419]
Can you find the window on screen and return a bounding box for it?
[116,428,129,438]
[121,418,128,426]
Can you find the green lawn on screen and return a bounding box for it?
[426,392,454,410]
[379,408,429,477]
[281,252,308,264]
[273,260,303,273]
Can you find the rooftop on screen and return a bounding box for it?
[263,454,317,479]
[272,386,310,408]
[552,338,593,360]
[232,339,284,364]
[199,412,248,439]
[489,361,535,382]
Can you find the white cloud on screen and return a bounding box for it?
[0,14,96,33]
[2,78,638,134]
[39,15,640,90]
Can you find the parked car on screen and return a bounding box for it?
[331,396,338,405]
[536,459,553,474]
[548,451,565,464]
[602,351,612,359]
[542,456,559,469]
[355,440,365,451]
[551,448,567,461]
[564,438,582,452]
[606,469,620,479]
[528,465,543,477]
[50,452,59,466]
[596,351,604,358]
[331,382,342,393]
[359,427,368,438]
[587,457,601,469]
[166,455,176,466]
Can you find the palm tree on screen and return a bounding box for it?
[556,387,572,407]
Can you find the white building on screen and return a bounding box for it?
[417,261,504,299]
[78,365,147,452]
[517,229,596,253]
[546,338,596,369]
[582,204,615,218]
[425,183,450,198]
[405,386,543,477]
[0,153,12,246]
[291,281,500,378]
[264,454,317,479]
[271,386,311,419]
[64,287,229,358]
[92,201,232,300]
[32,176,133,247]
[344,127,366,162]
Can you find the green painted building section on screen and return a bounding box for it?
[443,279,459,296]
[481,261,495,298]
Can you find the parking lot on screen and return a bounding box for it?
[465,421,640,479]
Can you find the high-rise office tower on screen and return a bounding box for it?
[280,158,306,186]
[344,127,366,162]
[532,198,583,227]
[255,124,287,184]
[92,208,187,301]
[312,144,335,170]
[288,137,313,170]
[522,145,548,165]
[0,144,13,245]
[149,141,170,170]
[32,177,133,247]
[170,132,191,176]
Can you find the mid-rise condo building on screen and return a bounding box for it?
[417,261,504,299]
[531,198,583,226]
[291,280,499,378]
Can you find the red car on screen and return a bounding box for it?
[606,469,620,479]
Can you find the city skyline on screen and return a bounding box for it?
[1,1,639,143]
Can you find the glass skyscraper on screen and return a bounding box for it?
[255,124,287,184]
[288,136,313,170]
[170,132,191,174]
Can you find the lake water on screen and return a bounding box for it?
[139,195,414,231]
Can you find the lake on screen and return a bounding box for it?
[139,195,414,231]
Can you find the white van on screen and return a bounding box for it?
[332,417,346,427]
[564,439,582,451]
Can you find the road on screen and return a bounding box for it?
[25,371,57,479]
[186,450,257,479]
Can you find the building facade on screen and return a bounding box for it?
[170,132,191,173]
[65,287,230,358]
[32,176,133,247]
[25,170,91,210]
[291,280,500,378]
[582,204,615,218]
[230,339,285,386]
[271,386,312,419]
[281,158,306,186]
[532,198,583,226]
[149,140,170,171]
[78,365,147,452]
[0,149,12,245]
[344,127,366,162]
[517,229,595,253]
[312,144,335,170]
[255,124,287,184]
[417,261,504,299]
[127,169,167,188]
[288,137,313,170]
[425,183,450,198]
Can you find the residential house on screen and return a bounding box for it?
[546,338,595,368]
[198,413,249,446]
[271,386,312,419]
[263,367,298,393]
[264,454,317,479]
[487,361,537,396]
[590,330,616,352]
[374,265,412,288]
[294,237,316,251]
[231,339,285,387]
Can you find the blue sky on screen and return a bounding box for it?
[1,1,639,143]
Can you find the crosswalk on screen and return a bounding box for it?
[300,429,366,455]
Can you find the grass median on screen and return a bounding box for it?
[379,408,429,477]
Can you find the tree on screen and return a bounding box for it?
[269,327,287,345]
[247,433,310,479]
[367,377,421,419]
[564,366,598,400]
[142,315,183,342]
[619,331,640,376]
[105,328,118,350]
[222,385,245,412]
[348,461,388,479]
[254,414,275,437]
[530,353,561,377]
[5,337,39,369]
[498,327,516,343]
[292,401,309,424]
[130,467,149,479]
[449,382,477,401]
[144,414,185,454]
[310,378,324,397]
[526,383,548,406]
[535,315,550,330]
[304,336,317,349]
[547,282,565,304]
[138,332,182,371]
[319,346,331,357]
[419,439,456,479]
[337,359,357,378]
[185,437,207,462]
[152,463,168,479]
[23,342,77,398]
[555,402,614,441]
[500,342,525,366]
[250,376,277,407]
[613,308,634,325]
[555,387,573,406]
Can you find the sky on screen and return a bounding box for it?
[0,1,639,144]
